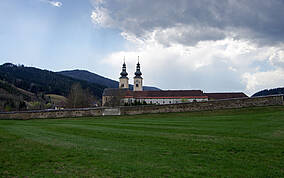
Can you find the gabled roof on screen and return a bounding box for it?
[102,88,129,96]
[103,88,248,100]
[124,90,207,99]
[103,89,206,98]
[205,92,248,100]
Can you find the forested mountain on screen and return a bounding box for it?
[0,63,106,98]
[252,87,284,97]
[59,70,161,91]
[59,70,118,88]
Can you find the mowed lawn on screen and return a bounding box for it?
[0,107,284,177]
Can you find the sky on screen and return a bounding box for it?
[1,0,284,96]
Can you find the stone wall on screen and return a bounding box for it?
[0,108,103,120]
[0,95,283,120]
[120,95,284,115]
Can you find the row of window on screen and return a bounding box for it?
[124,98,208,105]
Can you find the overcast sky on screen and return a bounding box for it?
[1,0,284,95]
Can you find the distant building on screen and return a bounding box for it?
[102,58,248,106]
[103,89,208,105]
[205,93,248,100]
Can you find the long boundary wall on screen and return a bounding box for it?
[120,95,284,115]
[0,108,103,120]
[0,95,283,120]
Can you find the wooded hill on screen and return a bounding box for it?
[0,63,106,111]
[252,87,284,97]
[0,63,106,98]
[0,79,46,111]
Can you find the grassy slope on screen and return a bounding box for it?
[0,106,284,177]
[46,94,68,105]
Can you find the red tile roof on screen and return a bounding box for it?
[124,90,207,99]
[205,92,248,100]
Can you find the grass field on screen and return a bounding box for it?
[0,106,284,177]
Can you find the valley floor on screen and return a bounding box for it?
[0,106,284,177]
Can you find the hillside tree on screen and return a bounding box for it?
[67,83,94,108]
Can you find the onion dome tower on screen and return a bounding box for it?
[134,56,143,91]
[119,58,129,89]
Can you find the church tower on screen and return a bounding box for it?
[119,59,129,89]
[134,57,143,91]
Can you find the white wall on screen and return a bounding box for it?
[123,98,208,105]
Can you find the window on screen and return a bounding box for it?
[169,101,171,104]
[136,84,139,87]
[121,84,124,87]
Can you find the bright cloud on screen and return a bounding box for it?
[91,8,113,27]
[91,0,284,96]
[49,1,62,7]
[41,0,62,7]
[243,69,284,95]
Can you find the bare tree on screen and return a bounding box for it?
[67,83,93,108]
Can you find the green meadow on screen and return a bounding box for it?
[0,106,284,177]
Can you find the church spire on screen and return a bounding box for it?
[120,57,128,78]
[134,56,142,78]
[119,57,129,89]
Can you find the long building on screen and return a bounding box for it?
[102,59,248,106]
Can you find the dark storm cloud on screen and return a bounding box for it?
[92,0,284,46]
